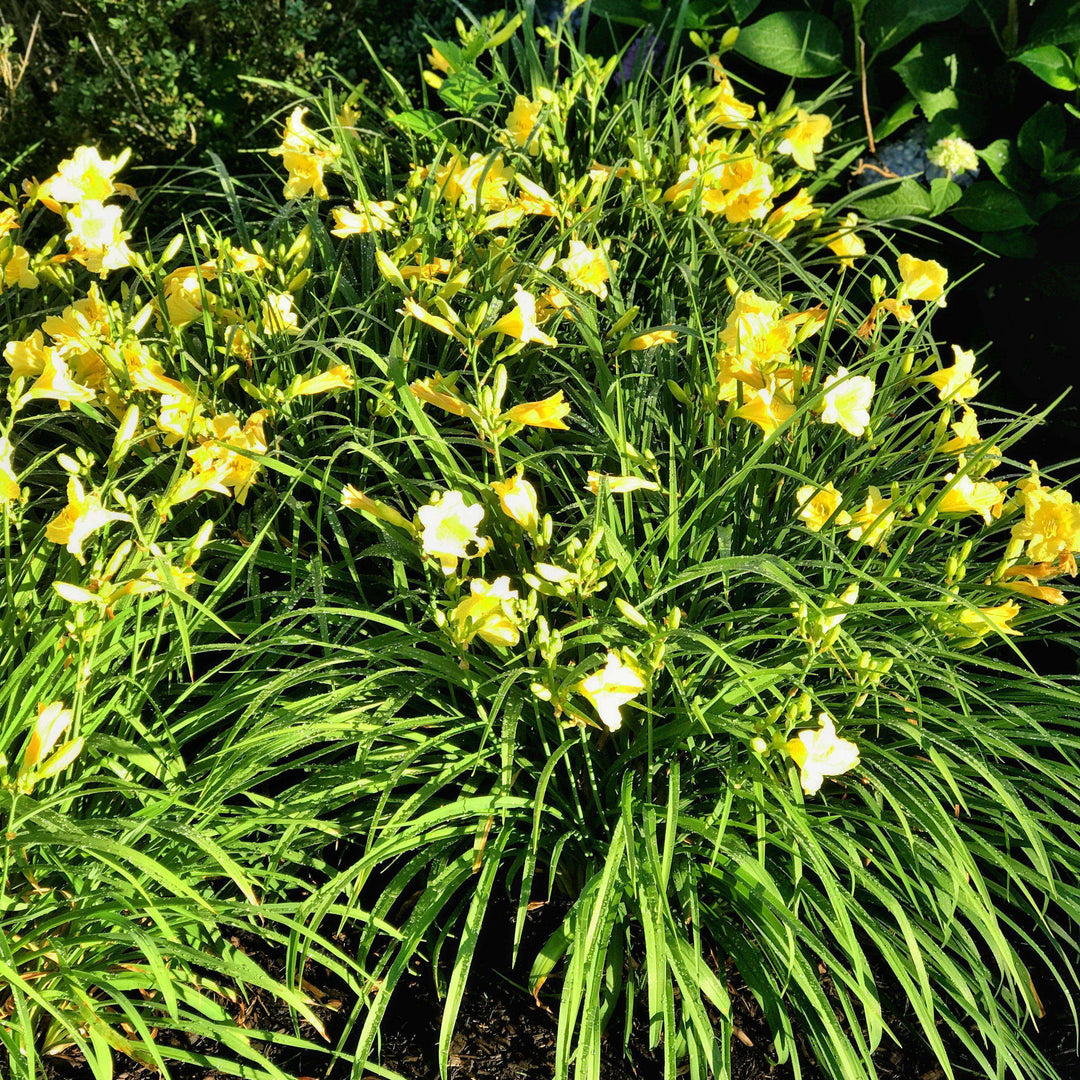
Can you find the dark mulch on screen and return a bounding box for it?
[40,899,1079,1080]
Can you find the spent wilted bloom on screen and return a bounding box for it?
[820,367,875,437]
[786,713,860,796]
[576,651,646,732]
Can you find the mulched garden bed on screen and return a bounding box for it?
[42,900,1078,1080]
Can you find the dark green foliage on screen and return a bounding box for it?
[0,0,499,180]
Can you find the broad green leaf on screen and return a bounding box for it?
[865,0,972,55]
[732,12,844,77]
[1029,0,1080,47]
[1017,104,1067,171]
[1012,44,1080,90]
[387,108,450,142]
[950,181,1037,231]
[852,177,959,219]
[892,36,987,134]
[977,139,1027,191]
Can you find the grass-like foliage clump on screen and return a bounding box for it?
[2,6,1079,1080]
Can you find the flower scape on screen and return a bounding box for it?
[2,10,1079,1080]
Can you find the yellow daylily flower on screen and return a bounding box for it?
[20,350,96,411]
[1,435,23,503]
[456,153,515,211]
[270,107,341,200]
[777,110,832,171]
[330,200,396,236]
[820,367,875,437]
[794,482,851,532]
[846,486,895,551]
[452,576,521,648]
[700,68,755,129]
[162,265,216,328]
[125,344,188,396]
[925,345,979,403]
[587,472,659,495]
[22,701,75,773]
[410,373,480,421]
[1011,471,1080,567]
[418,490,489,575]
[503,390,571,430]
[37,146,132,208]
[897,254,948,306]
[487,287,558,346]
[262,292,301,335]
[45,477,132,562]
[491,470,539,532]
[64,200,134,275]
[958,600,1022,638]
[506,96,544,154]
[186,411,269,505]
[295,364,356,395]
[938,467,1007,524]
[559,239,615,302]
[157,392,206,447]
[627,329,678,351]
[515,176,559,217]
[576,651,646,732]
[786,713,860,796]
[5,329,49,379]
[402,298,469,343]
[3,246,38,290]
[940,408,982,453]
[823,213,865,270]
[710,154,774,223]
[733,385,795,436]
